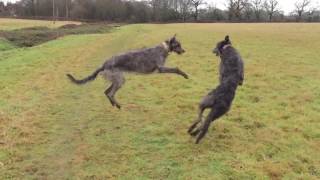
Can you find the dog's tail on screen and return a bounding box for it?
[67,66,105,85]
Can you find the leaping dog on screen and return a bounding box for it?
[188,35,244,144]
[67,35,188,109]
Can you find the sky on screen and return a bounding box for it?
[2,0,320,15]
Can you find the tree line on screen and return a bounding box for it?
[0,0,319,22]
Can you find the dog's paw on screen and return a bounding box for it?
[107,97,115,107]
[195,139,201,144]
[188,124,198,134]
[115,104,121,110]
[190,129,200,137]
[182,73,189,79]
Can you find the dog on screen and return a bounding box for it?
[67,35,188,109]
[188,35,244,144]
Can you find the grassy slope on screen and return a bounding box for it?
[0,23,320,179]
[0,38,16,51]
[0,18,80,30]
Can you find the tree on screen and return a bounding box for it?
[227,0,235,20]
[70,0,95,19]
[1,2,18,16]
[178,0,191,22]
[227,0,247,21]
[16,0,35,16]
[30,0,35,15]
[243,0,253,20]
[252,0,263,21]
[5,0,312,22]
[203,3,227,21]
[264,0,279,21]
[65,0,70,19]
[0,2,5,14]
[191,0,205,21]
[131,1,152,22]
[294,0,311,21]
[149,0,161,21]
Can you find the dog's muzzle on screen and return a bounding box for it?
[213,48,219,56]
[177,49,185,54]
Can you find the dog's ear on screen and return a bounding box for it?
[173,34,177,38]
[170,34,177,43]
[225,35,230,42]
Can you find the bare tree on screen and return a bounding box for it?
[52,0,55,23]
[227,0,248,20]
[234,0,247,20]
[10,0,318,22]
[264,0,279,21]
[65,0,70,19]
[305,7,315,21]
[226,0,235,20]
[243,0,252,20]
[149,0,160,21]
[252,0,263,21]
[169,0,179,12]
[191,0,205,21]
[179,0,191,22]
[294,0,311,21]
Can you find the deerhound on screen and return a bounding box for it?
[67,35,188,109]
[188,35,244,144]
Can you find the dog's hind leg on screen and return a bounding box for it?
[189,93,215,136]
[104,70,125,109]
[195,117,212,144]
[104,84,115,106]
[195,106,229,144]
[108,82,124,109]
[188,107,205,135]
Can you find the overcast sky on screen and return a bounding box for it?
[2,0,320,15]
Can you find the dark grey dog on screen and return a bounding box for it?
[67,35,188,109]
[188,35,244,144]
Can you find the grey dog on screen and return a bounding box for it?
[67,35,188,109]
[188,35,244,144]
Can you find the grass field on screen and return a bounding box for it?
[0,18,80,30]
[0,19,320,179]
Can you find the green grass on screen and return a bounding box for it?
[0,22,320,179]
[0,38,16,51]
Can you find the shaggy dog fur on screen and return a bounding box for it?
[188,35,244,144]
[67,35,188,109]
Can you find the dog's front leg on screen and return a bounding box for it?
[238,60,244,86]
[158,66,189,79]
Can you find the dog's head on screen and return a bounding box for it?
[165,34,185,55]
[213,35,231,56]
